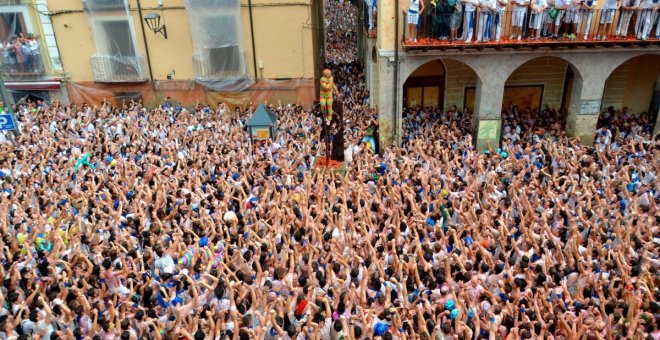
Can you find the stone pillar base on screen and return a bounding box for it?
[567,113,598,146]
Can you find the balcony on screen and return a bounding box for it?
[0,42,46,80]
[82,0,127,11]
[90,55,148,83]
[192,50,247,81]
[359,0,377,38]
[402,9,660,49]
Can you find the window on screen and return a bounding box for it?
[208,47,240,74]
[85,0,144,81]
[0,3,43,75]
[94,19,136,57]
[198,15,240,74]
[83,0,127,11]
[186,0,251,89]
[0,12,25,41]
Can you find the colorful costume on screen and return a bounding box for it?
[319,69,337,122]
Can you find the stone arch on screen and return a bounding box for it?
[400,57,481,111]
[502,56,580,111]
[402,59,446,109]
[401,56,481,85]
[602,53,660,116]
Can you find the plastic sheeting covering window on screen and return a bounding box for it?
[83,0,148,83]
[0,1,45,78]
[185,0,253,91]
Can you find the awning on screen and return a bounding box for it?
[5,81,62,91]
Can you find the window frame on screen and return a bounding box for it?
[0,4,34,41]
[90,16,139,58]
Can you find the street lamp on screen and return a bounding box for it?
[144,12,167,39]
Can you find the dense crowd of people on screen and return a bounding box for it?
[0,1,658,339]
[404,0,660,43]
[1,34,42,74]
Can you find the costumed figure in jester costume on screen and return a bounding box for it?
[319,69,338,124]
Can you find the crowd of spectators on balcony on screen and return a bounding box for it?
[0,1,657,340]
[404,0,660,43]
[0,34,42,75]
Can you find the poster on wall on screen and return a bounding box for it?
[503,86,544,110]
[477,120,500,140]
[251,128,270,140]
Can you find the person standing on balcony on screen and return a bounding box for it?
[477,0,496,41]
[563,0,582,39]
[27,34,40,73]
[512,0,531,40]
[407,0,425,42]
[616,0,639,37]
[597,0,621,39]
[438,0,453,39]
[2,41,14,73]
[13,39,25,73]
[428,0,440,38]
[636,0,658,39]
[581,0,598,39]
[544,0,562,38]
[368,0,377,33]
[493,0,508,41]
[530,0,549,38]
[449,0,463,40]
[552,0,570,37]
[462,0,479,42]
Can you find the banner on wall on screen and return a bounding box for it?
[66,78,315,108]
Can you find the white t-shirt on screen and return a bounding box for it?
[465,0,478,11]
[514,0,530,11]
[603,0,618,9]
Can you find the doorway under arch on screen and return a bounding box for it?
[403,60,445,110]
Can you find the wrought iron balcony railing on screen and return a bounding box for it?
[192,50,247,81]
[0,42,46,79]
[90,55,149,83]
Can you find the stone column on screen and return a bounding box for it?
[376,53,398,147]
[474,76,505,152]
[566,68,608,146]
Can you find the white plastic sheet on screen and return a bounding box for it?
[83,0,147,82]
[185,0,253,91]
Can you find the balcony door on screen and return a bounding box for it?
[96,19,135,57]
[92,18,140,79]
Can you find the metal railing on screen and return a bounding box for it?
[90,55,149,83]
[0,42,45,78]
[192,51,248,81]
[402,8,660,46]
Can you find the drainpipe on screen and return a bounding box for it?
[248,0,258,79]
[392,1,399,145]
[136,0,154,82]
